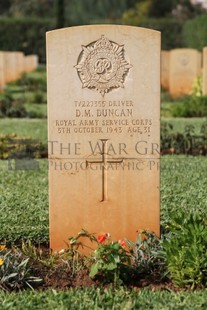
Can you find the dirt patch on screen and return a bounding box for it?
[31,259,178,291]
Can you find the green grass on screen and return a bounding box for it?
[0,156,206,244]
[0,117,206,145]
[0,288,207,309]
[0,118,47,143]
[0,160,48,243]
[162,117,207,134]
[161,156,207,226]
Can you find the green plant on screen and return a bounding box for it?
[0,133,47,160]
[163,210,207,289]
[0,245,42,291]
[182,14,207,51]
[89,236,132,285]
[0,17,55,62]
[0,90,27,118]
[32,91,46,104]
[191,75,203,97]
[172,96,207,118]
[69,229,133,285]
[160,121,207,155]
[134,230,166,280]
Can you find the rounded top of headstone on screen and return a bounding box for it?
[46,25,161,37]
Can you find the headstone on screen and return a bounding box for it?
[202,47,207,95]
[47,25,161,252]
[4,52,16,83]
[169,48,202,97]
[0,51,5,92]
[25,55,39,73]
[161,50,170,90]
[16,52,25,78]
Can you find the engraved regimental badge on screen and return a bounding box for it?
[75,35,132,97]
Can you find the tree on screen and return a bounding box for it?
[56,0,65,28]
[149,0,175,17]
[0,0,12,15]
[122,0,205,24]
[8,0,54,18]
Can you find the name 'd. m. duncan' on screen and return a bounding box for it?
[75,108,133,117]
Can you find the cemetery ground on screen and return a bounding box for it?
[0,69,207,309]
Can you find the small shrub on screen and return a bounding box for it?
[17,73,46,92]
[172,96,207,117]
[69,229,133,285]
[0,134,47,159]
[0,245,42,291]
[69,229,166,286]
[182,14,207,51]
[134,230,166,280]
[32,91,46,104]
[163,210,207,289]
[0,90,27,118]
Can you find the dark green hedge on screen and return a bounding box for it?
[0,17,56,63]
[182,14,207,51]
[3,16,205,61]
[139,18,184,50]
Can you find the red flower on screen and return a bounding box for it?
[118,239,127,248]
[97,233,110,244]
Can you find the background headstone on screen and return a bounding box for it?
[4,52,16,83]
[161,50,170,90]
[47,25,161,251]
[25,55,39,73]
[169,48,202,97]
[0,51,5,92]
[202,47,207,95]
[16,52,25,79]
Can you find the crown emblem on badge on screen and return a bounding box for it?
[75,35,132,97]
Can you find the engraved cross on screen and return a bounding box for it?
[86,139,123,202]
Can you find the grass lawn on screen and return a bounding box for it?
[0,76,207,307]
[1,156,206,244]
[162,117,207,134]
[0,118,47,143]
[1,288,207,309]
[0,117,206,145]
[0,151,207,307]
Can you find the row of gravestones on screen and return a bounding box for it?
[161,48,207,97]
[0,51,38,92]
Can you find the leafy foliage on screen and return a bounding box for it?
[0,245,42,291]
[0,69,47,119]
[163,210,207,289]
[17,70,47,93]
[0,90,27,118]
[134,230,166,279]
[0,134,47,160]
[69,229,165,286]
[161,121,207,155]
[172,96,207,118]
[182,14,207,51]
[69,229,133,285]
[0,17,55,62]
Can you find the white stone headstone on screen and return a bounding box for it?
[47,25,161,251]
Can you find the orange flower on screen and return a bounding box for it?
[97,233,110,244]
[118,239,127,248]
[0,245,6,251]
